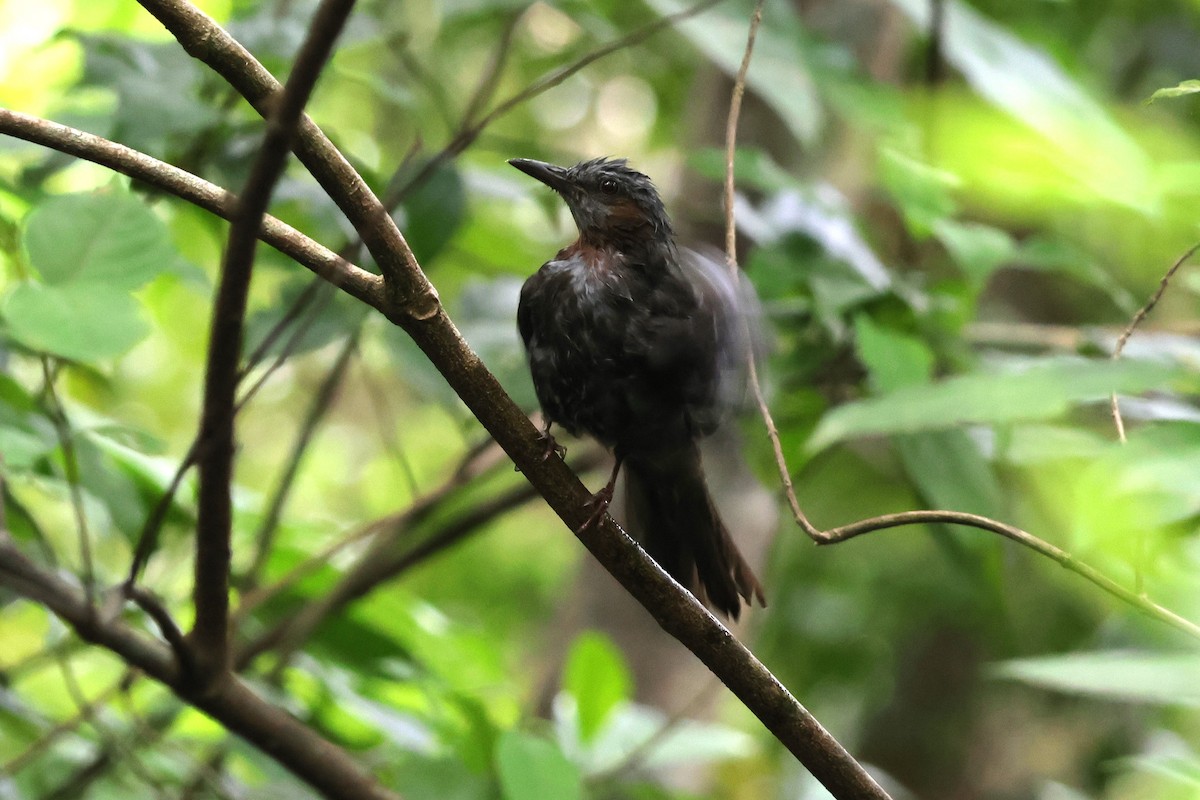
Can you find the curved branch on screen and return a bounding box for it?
[0,108,382,308]
[816,510,1200,639]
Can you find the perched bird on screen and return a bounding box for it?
[510,156,765,619]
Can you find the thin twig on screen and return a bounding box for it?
[386,0,725,205]
[253,478,551,670]
[240,277,329,378]
[714,2,1198,641]
[1109,240,1200,443]
[245,330,360,583]
[720,0,821,539]
[589,680,721,784]
[0,535,400,800]
[3,678,124,775]
[232,429,517,624]
[53,654,169,799]
[189,0,359,681]
[125,583,195,679]
[816,509,1200,639]
[235,283,338,412]
[126,439,199,586]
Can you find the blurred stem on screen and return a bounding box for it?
[39,358,96,605]
[245,329,361,585]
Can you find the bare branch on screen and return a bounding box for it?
[0,537,400,800]
[1109,240,1200,442]
[816,509,1200,639]
[136,0,436,319]
[719,0,821,542]
[385,0,724,205]
[0,109,381,307]
[189,0,359,681]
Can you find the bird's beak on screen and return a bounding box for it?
[508,158,571,194]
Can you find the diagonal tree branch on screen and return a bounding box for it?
[136,0,435,319]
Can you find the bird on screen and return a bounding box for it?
[510,155,765,619]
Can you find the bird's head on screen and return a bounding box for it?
[509,157,674,252]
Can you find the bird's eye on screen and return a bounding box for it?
[599,179,618,195]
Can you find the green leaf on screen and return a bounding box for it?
[563,631,633,743]
[854,315,934,393]
[3,282,150,362]
[808,358,1183,451]
[567,703,756,774]
[24,192,176,290]
[933,219,1017,286]
[645,0,823,144]
[879,148,960,237]
[897,430,1003,518]
[401,162,466,264]
[1149,80,1200,102]
[888,0,1152,209]
[0,426,52,471]
[993,652,1200,706]
[495,730,582,800]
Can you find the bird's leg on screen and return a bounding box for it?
[537,418,566,461]
[579,453,624,532]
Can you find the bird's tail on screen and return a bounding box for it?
[623,444,765,619]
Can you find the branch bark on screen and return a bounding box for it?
[189,0,360,682]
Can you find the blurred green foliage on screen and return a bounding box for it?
[1,0,1200,798]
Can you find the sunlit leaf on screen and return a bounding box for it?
[563,631,632,743]
[879,148,961,237]
[993,652,1200,706]
[496,730,583,800]
[889,0,1153,209]
[808,358,1185,451]
[933,219,1016,286]
[3,282,150,362]
[24,192,175,290]
[645,0,824,144]
[1149,80,1200,102]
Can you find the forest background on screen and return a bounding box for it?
[1,0,1199,798]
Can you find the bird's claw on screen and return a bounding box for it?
[538,429,566,462]
[578,485,615,532]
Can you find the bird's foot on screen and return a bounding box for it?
[578,485,615,532]
[537,428,566,462]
